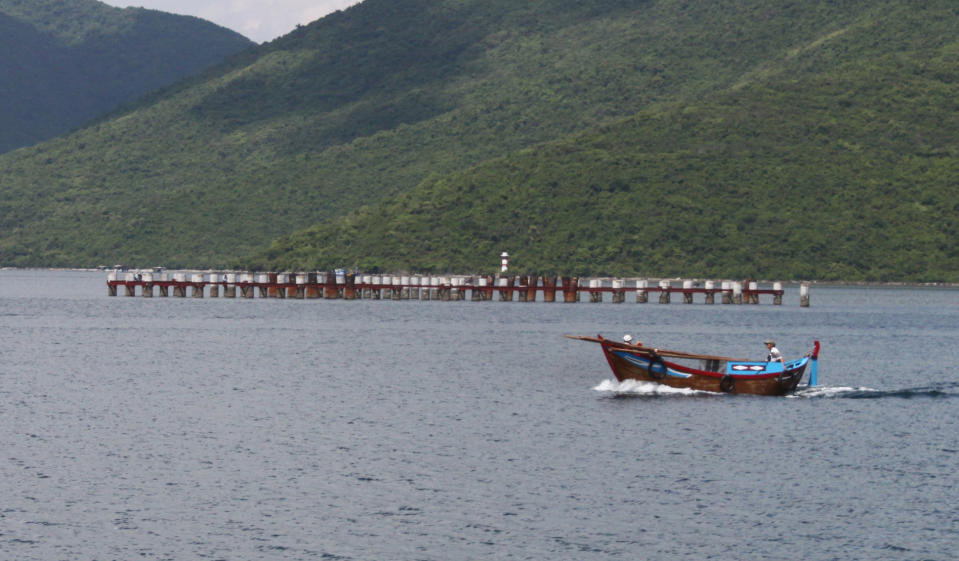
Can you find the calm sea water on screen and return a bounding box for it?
[1,270,957,560]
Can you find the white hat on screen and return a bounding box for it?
[623,334,633,343]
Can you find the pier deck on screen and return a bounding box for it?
[107,272,808,305]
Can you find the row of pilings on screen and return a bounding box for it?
[107,271,810,306]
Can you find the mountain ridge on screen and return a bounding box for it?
[0,0,254,153]
[0,0,956,281]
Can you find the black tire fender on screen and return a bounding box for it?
[648,355,666,380]
[719,375,735,393]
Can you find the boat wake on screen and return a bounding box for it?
[593,381,959,399]
[593,379,716,397]
[791,382,959,399]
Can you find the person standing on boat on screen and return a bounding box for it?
[765,339,784,367]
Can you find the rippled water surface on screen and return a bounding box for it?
[1,271,957,560]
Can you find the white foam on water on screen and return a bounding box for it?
[789,385,877,398]
[593,378,713,396]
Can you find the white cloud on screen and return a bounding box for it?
[102,0,362,43]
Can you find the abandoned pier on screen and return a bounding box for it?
[107,271,811,306]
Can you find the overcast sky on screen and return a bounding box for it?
[102,0,362,43]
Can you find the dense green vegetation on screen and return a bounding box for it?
[0,0,253,153]
[1,0,957,281]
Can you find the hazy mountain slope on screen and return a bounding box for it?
[0,0,253,153]
[244,2,959,282]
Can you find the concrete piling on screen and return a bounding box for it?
[223,274,236,298]
[209,273,220,297]
[518,276,530,302]
[107,271,119,296]
[273,274,287,298]
[344,273,357,299]
[191,274,204,297]
[748,281,759,304]
[124,272,137,296]
[588,279,602,303]
[562,277,579,303]
[611,279,625,303]
[157,272,169,297]
[636,279,648,303]
[170,273,184,297]
[473,276,487,301]
[658,280,670,304]
[683,280,694,304]
[543,276,557,302]
[305,273,320,299]
[141,272,154,297]
[496,276,513,302]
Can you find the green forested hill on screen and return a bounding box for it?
[0,0,253,153]
[246,2,959,282]
[1,0,957,281]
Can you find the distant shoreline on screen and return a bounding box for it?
[2,267,957,288]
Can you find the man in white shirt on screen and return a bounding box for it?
[765,339,784,367]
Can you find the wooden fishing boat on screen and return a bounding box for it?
[567,335,820,396]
